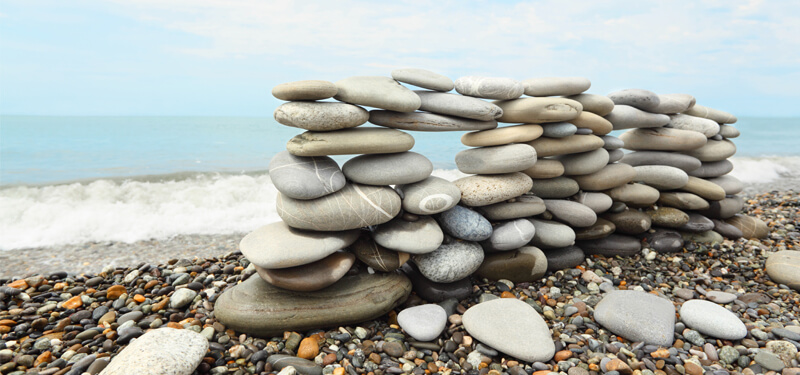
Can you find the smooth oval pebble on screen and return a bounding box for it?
[461,124,543,147]
[397,176,461,215]
[605,105,670,130]
[545,246,585,271]
[373,215,443,254]
[593,290,675,346]
[684,104,737,124]
[413,240,484,283]
[682,139,736,162]
[454,76,524,100]
[572,163,636,191]
[494,97,582,123]
[541,122,577,138]
[678,213,715,233]
[343,151,432,185]
[392,68,454,92]
[574,191,613,213]
[679,300,747,340]
[681,176,727,201]
[478,194,546,220]
[287,128,415,156]
[480,219,536,252]
[601,135,625,150]
[718,124,740,139]
[725,214,769,239]
[574,218,615,240]
[765,250,800,291]
[455,144,537,174]
[556,148,609,176]
[668,114,720,138]
[239,221,358,269]
[435,205,492,241]
[416,90,502,121]
[475,246,548,282]
[521,77,590,97]
[272,80,338,101]
[658,192,710,210]
[274,101,368,131]
[529,176,580,198]
[620,151,702,172]
[688,160,734,178]
[620,127,707,152]
[570,111,613,135]
[529,218,576,249]
[276,184,401,231]
[255,252,355,292]
[698,196,744,219]
[454,172,532,207]
[607,89,661,112]
[543,199,597,228]
[603,210,652,235]
[633,165,689,190]
[523,159,565,179]
[606,183,660,207]
[334,76,421,112]
[397,304,448,341]
[268,151,346,200]
[707,175,744,195]
[652,93,695,114]
[528,134,604,157]
[646,207,690,228]
[369,110,497,132]
[565,93,614,116]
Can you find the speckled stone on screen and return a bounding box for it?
[413,240,484,283]
[679,300,747,340]
[455,76,524,100]
[435,205,492,242]
[274,101,368,131]
[99,328,208,375]
[603,209,652,235]
[594,290,676,346]
[462,298,555,362]
[607,89,661,112]
[646,207,690,228]
[455,144,537,174]
[454,172,532,207]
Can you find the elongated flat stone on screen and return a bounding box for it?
[529,218,576,249]
[606,183,660,207]
[461,124,543,147]
[373,215,443,254]
[274,101,368,131]
[475,246,548,282]
[608,89,661,112]
[255,252,355,292]
[416,90,502,121]
[543,199,597,228]
[455,76,524,100]
[658,192,710,210]
[572,163,636,191]
[529,176,580,198]
[684,104,737,124]
[216,273,411,337]
[272,80,338,101]
[682,139,736,162]
[369,110,497,132]
[605,105,669,130]
[565,93,614,116]
[287,128,414,156]
[99,328,208,375]
[620,127,707,152]
[620,151,702,172]
[681,176,727,201]
[521,77,591,97]
[392,68,454,92]
[632,165,689,190]
[478,194,546,220]
[277,184,401,231]
[570,111,613,135]
[455,144,537,174]
[480,219,536,252]
[652,93,695,114]
[765,250,800,291]
[240,221,359,269]
[687,160,733,178]
[523,159,565,179]
[454,172,532,207]
[668,114,720,138]
[269,151,346,200]
[527,134,604,157]
[577,234,642,257]
[343,151,433,185]
[335,76,421,112]
[494,97,582,124]
[556,148,609,176]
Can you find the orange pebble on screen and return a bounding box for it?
[297,337,319,359]
[533,370,551,375]
[167,322,182,329]
[500,291,515,299]
[333,367,346,375]
[554,350,573,362]
[0,319,16,326]
[650,348,670,358]
[34,351,53,366]
[106,285,127,300]
[63,295,82,309]
[8,279,28,289]
[133,294,146,303]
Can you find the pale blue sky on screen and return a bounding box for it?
[1,0,798,116]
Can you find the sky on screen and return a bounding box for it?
[1,0,799,117]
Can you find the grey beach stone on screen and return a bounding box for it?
[679,300,747,340]
[413,241,484,283]
[99,328,208,375]
[416,90,502,121]
[392,68,454,92]
[343,151,432,185]
[240,221,358,269]
[276,184,401,231]
[397,176,461,215]
[397,304,448,341]
[521,77,591,97]
[455,76,524,100]
[334,76,421,112]
[455,144,537,175]
[369,110,497,132]
[593,290,676,346]
[274,101,368,131]
[268,151,345,200]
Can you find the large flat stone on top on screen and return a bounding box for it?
[416,90,502,121]
[679,300,747,340]
[334,76,421,112]
[454,172,532,207]
[521,77,591,97]
[607,89,661,112]
[652,94,696,114]
[620,127,707,152]
[455,76,524,100]
[494,97,582,123]
[286,128,414,156]
[272,80,338,101]
[392,68,454,92]
[274,101,368,131]
[455,144,537,174]
[369,110,497,132]
[268,151,346,200]
[593,290,676,346]
[277,184,401,231]
[462,298,555,362]
[240,221,359,269]
[343,151,432,185]
[215,273,411,337]
[684,104,737,124]
[766,250,800,291]
[99,328,208,375]
[605,105,670,130]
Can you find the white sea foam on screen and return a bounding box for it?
[1,160,797,251]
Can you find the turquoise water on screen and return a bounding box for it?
[0,115,798,250]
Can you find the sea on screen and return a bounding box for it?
[1,115,798,250]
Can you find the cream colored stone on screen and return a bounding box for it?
[461,124,543,147]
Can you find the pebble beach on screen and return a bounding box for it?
[0,189,797,375]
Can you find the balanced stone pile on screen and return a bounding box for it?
[214,68,770,364]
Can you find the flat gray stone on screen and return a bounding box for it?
[593,290,675,346]
[455,144,537,174]
[240,222,358,269]
[476,246,548,282]
[718,124,739,139]
[343,151,432,185]
[684,104,737,124]
[683,139,736,162]
[680,300,746,340]
[416,90,502,121]
[462,298,555,362]
[99,328,208,375]
[397,304,447,341]
[565,93,615,116]
[545,246,585,271]
[652,93,695,114]
[529,176,580,198]
[286,128,415,156]
[541,122,577,138]
[170,288,197,309]
[480,218,536,252]
[521,77,590,97]
[543,199,597,228]
[272,80,338,101]
[556,148,609,176]
[455,76,524,100]
[495,97,582,124]
[269,151,345,200]
[436,205,492,241]
[255,252,355,292]
[607,149,624,163]
[413,240,484,283]
[754,351,786,372]
[373,215,443,254]
[268,355,322,375]
[274,101,368,131]
[334,76,421,112]
[632,165,689,190]
[679,213,715,233]
[697,196,744,220]
[604,105,669,130]
[608,89,661,112]
[392,68,454,92]
[708,175,743,195]
[461,124,543,147]
[606,183,660,208]
[620,127,707,152]
[397,176,461,215]
[276,184,401,231]
[529,218,576,249]
[574,192,613,214]
[528,134,604,157]
[572,163,637,191]
[603,209,652,234]
[478,194,546,220]
[577,234,642,257]
[369,110,497,132]
[668,114,720,137]
[216,273,411,337]
[601,135,625,150]
[620,151,702,172]
[705,291,737,304]
[687,160,734,178]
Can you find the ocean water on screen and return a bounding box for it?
[1,115,798,250]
